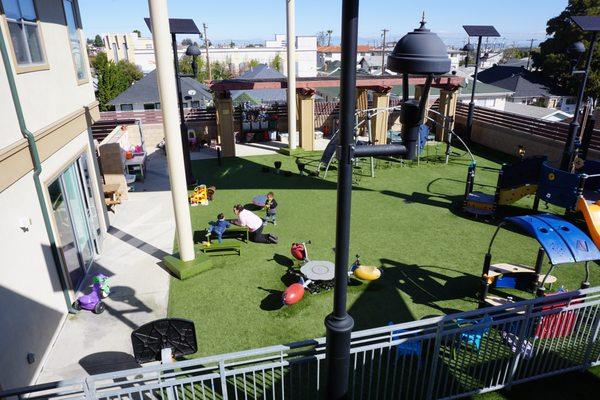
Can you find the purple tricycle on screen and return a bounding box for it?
[72,274,110,314]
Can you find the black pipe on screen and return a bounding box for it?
[324,0,357,397]
[465,35,483,140]
[560,31,598,171]
[402,73,409,102]
[533,247,545,292]
[171,33,195,185]
[353,144,407,158]
[580,115,596,161]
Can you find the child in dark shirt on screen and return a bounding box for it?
[263,192,278,226]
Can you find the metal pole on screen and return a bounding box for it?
[324,0,358,397]
[381,29,388,75]
[286,0,297,150]
[171,33,195,185]
[465,35,483,140]
[560,32,598,171]
[526,38,535,70]
[203,23,212,81]
[148,0,195,262]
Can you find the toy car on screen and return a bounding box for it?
[72,274,110,314]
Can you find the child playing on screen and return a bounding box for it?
[263,192,278,226]
[206,213,231,243]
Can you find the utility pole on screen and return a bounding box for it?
[381,28,389,75]
[203,23,212,81]
[526,38,536,70]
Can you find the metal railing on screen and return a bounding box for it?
[2,287,600,400]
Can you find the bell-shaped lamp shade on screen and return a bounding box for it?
[185,44,202,57]
[569,41,586,57]
[387,20,451,75]
[462,43,474,52]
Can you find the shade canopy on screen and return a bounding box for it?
[387,20,451,75]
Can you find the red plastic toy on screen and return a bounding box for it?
[282,282,305,305]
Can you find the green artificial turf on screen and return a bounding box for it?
[168,145,600,398]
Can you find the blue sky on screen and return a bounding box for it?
[80,0,568,47]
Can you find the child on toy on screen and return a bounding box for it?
[264,191,278,226]
[206,213,231,244]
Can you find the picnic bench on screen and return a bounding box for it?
[200,240,242,256]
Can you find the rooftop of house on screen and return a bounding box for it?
[238,63,286,80]
[460,80,514,96]
[503,102,573,121]
[232,64,287,103]
[108,70,212,106]
[318,45,373,53]
[476,65,570,99]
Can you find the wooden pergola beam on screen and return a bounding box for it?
[209,75,463,91]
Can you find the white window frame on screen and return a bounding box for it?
[1,0,48,73]
[62,0,87,83]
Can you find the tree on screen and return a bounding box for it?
[211,61,232,80]
[132,29,141,38]
[93,34,104,48]
[502,47,527,61]
[316,31,328,47]
[91,51,109,74]
[270,54,283,72]
[248,59,260,69]
[181,38,193,46]
[117,60,143,84]
[229,41,236,48]
[96,61,129,111]
[533,0,600,101]
[327,29,333,46]
[179,54,206,81]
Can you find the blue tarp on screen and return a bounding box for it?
[505,214,600,265]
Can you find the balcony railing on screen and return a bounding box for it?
[2,286,599,400]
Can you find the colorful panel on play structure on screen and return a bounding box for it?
[418,125,429,155]
[537,163,580,209]
[505,214,600,265]
[497,185,538,206]
[498,156,547,190]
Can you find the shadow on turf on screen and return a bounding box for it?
[348,259,481,330]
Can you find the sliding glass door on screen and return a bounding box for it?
[48,156,99,290]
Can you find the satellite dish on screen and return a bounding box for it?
[188,89,197,96]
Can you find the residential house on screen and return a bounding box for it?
[230,63,287,105]
[317,44,372,66]
[108,70,212,111]
[0,0,107,390]
[102,33,135,64]
[503,102,573,122]
[458,80,514,111]
[476,65,576,113]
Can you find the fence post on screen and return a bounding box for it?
[582,304,600,368]
[505,303,534,388]
[425,319,445,400]
[219,360,229,400]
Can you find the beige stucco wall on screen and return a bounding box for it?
[0,0,95,148]
[102,33,136,64]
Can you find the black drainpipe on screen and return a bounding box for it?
[0,27,76,313]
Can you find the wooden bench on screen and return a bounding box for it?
[223,224,250,242]
[200,240,242,256]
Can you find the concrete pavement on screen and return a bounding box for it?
[36,150,174,382]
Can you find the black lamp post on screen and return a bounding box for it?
[185,43,202,77]
[559,16,600,171]
[144,18,200,186]
[462,25,500,141]
[462,41,474,67]
[324,4,449,398]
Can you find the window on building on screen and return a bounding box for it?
[62,0,86,81]
[143,103,155,110]
[191,100,200,108]
[112,43,119,62]
[123,42,129,61]
[154,102,161,109]
[182,102,188,108]
[120,104,133,111]
[2,0,45,66]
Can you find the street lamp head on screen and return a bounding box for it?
[569,41,586,57]
[462,43,474,52]
[387,18,451,75]
[185,44,202,57]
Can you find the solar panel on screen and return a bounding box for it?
[144,18,201,34]
[572,16,600,32]
[463,25,500,37]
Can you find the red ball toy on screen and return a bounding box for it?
[282,283,305,305]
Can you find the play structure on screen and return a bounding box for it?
[72,274,110,314]
[282,242,381,305]
[480,214,600,307]
[189,185,216,206]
